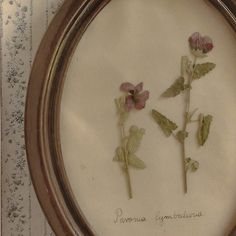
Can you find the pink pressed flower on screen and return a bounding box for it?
[189,32,213,55]
[120,82,149,111]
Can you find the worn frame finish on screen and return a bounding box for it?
[25,0,236,235]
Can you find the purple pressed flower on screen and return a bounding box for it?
[189,32,213,56]
[120,82,149,111]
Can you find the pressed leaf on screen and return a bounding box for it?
[176,131,188,143]
[114,149,146,169]
[115,97,129,125]
[128,154,146,169]
[185,158,199,172]
[152,110,178,137]
[193,63,216,80]
[127,126,145,154]
[181,56,188,76]
[192,161,200,172]
[162,77,185,97]
[113,147,125,162]
[181,56,193,76]
[184,84,191,90]
[198,114,213,146]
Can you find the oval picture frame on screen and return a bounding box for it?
[25,0,236,235]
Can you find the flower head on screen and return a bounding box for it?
[120,82,149,111]
[189,32,213,57]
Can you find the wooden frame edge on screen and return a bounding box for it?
[25,0,111,235]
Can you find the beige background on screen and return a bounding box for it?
[60,0,236,235]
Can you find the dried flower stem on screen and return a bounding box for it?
[120,124,133,199]
[115,83,149,199]
[153,33,215,194]
[182,56,197,193]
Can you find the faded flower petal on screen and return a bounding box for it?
[136,91,150,102]
[189,32,214,56]
[134,91,150,110]
[135,100,146,110]
[135,82,143,93]
[120,82,135,93]
[125,95,135,111]
[202,36,213,53]
[189,32,202,50]
[120,82,149,111]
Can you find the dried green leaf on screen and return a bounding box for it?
[181,56,188,76]
[185,158,199,172]
[184,84,192,90]
[113,147,125,162]
[198,114,213,146]
[126,126,145,154]
[114,148,146,169]
[193,63,216,80]
[162,77,185,98]
[152,110,178,137]
[128,154,146,169]
[115,97,129,125]
[176,131,188,143]
[181,56,193,76]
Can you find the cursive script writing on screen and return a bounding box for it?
[113,208,204,226]
[114,208,147,224]
[155,210,204,226]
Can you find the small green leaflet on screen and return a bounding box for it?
[152,110,178,137]
[185,158,199,172]
[162,77,187,98]
[193,63,216,80]
[181,56,188,76]
[113,147,146,169]
[198,114,213,146]
[127,126,145,154]
[181,56,193,76]
[176,131,188,143]
[113,147,125,162]
[128,154,146,169]
[114,125,146,169]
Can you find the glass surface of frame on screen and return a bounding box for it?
[25,0,236,235]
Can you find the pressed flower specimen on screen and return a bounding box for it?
[114,82,149,199]
[152,32,216,193]
[120,83,150,111]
